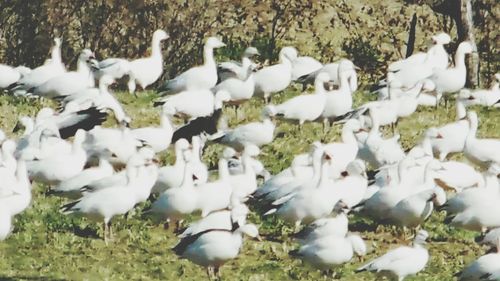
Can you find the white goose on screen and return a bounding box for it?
[51,156,114,199]
[229,145,260,202]
[60,75,131,125]
[27,129,87,184]
[389,187,446,229]
[94,58,131,81]
[265,72,330,128]
[322,119,362,178]
[217,47,259,81]
[356,230,430,281]
[459,73,500,107]
[291,232,365,273]
[157,89,230,123]
[426,99,468,161]
[0,158,31,217]
[32,49,96,98]
[0,64,24,89]
[222,147,270,180]
[212,109,275,151]
[253,47,295,103]
[458,238,500,281]
[298,59,358,92]
[159,37,225,94]
[127,30,169,93]
[178,201,249,239]
[131,107,174,153]
[464,111,500,168]
[331,160,368,208]
[431,41,474,104]
[195,158,232,217]
[321,60,358,126]
[173,221,259,279]
[152,139,191,193]
[293,200,350,244]
[287,47,323,81]
[61,148,156,243]
[10,38,65,91]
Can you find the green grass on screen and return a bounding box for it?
[0,85,499,280]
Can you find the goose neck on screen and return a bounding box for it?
[456,101,467,120]
[467,115,478,140]
[51,44,62,64]
[181,163,194,188]
[341,126,357,145]
[160,114,174,130]
[454,50,467,69]
[317,159,330,187]
[204,45,216,68]
[151,36,163,58]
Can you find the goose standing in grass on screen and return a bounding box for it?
[217,46,259,81]
[293,200,350,244]
[32,49,96,98]
[265,72,330,129]
[0,158,31,217]
[321,60,358,128]
[27,129,87,185]
[290,232,366,275]
[127,29,169,94]
[458,73,500,107]
[173,220,259,280]
[464,111,500,168]
[131,106,174,153]
[458,238,500,281]
[84,125,142,166]
[9,38,65,92]
[431,41,474,106]
[389,187,446,230]
[211,109,275,151]
[178,201,249,239]
[156,89,230,123]
[61,148,157,243]
[253,47,295,103]
[195,159,232,217]
[150,152,199,230]
[93,58,131,81]
[51,156,114,199]
[59,75,131,126]
[229,145,260,202]
[297,59,358,92]
[288,47,323,81]
[158,37,225,94]
[356,230,430,281]
[152,139,191,194]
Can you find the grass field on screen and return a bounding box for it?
[0,84,499,280]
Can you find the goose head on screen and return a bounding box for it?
[314,72,331,91]
[174,138,191,155]
[457,41,474,55]
[214,90,231,109]
[236,223,260,239]
[431,33,451,45]
[73,129,87,146]
[243,47,260,58]
[205,37,226,49]
[242,144,260,158]
[429,187,447,206]
[13,116,33,134]
[222,147,238,160]
[345,160,367,179]
[99,75,115,89]
[80,49,96,63]
[413,229,429,245]
[138,147,157,165]
[36,107,55,122]
[153,29,169,42]
[279,46,298,62]
[53,37,62,47]
[332,200,350,214]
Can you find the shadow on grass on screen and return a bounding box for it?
[72,225,100,240]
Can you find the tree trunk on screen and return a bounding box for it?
[454,0,480,87]
[405,13,417,58]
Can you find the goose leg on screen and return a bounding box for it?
[206,266,213,281]
[214,266,221,280]
[104,220,109,245]
[108,221,113,240]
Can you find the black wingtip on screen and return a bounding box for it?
[354,268,366,273]
[60,200,80,213]
[153,101,165,107]
[288,249,301,258]
[443,215,455,225]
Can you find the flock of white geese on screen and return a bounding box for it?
[0,29,500,280]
